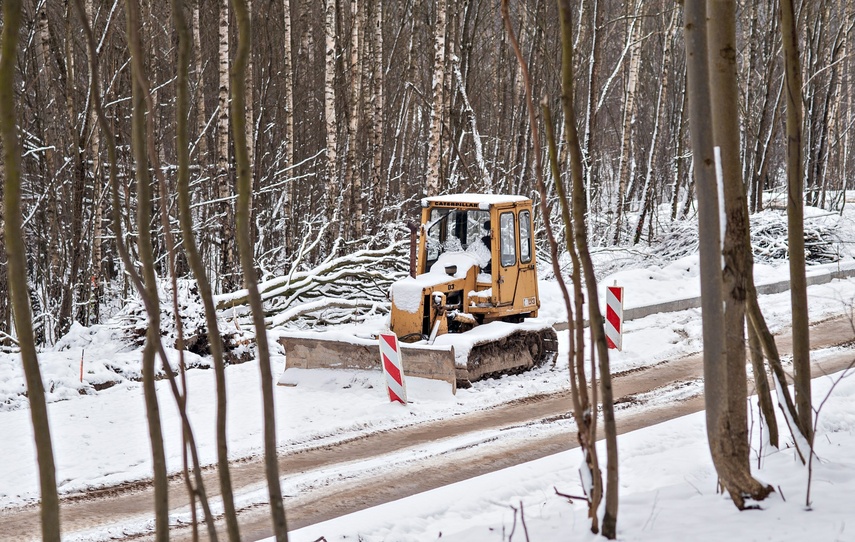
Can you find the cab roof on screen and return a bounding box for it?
[421,193,530,210]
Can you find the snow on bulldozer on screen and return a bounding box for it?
[279,194,558,391]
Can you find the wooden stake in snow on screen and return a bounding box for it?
[605,285,624,351]
[379,332,407,404]
[79,349,84,383]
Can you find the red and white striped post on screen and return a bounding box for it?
[605,284,624,351]
[379,332,407,404]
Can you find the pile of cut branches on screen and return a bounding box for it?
[216,229,410,329]
[750,210,840,264]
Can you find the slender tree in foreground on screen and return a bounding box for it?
[170,0,242,538]
[230,0,290,538]
[0,1,61,539]
[125,1,170,536]
[681,0,733,506]
[707,0,774,504]
[543,100,604,534]
[780,0,813,444]
[556,0,618,534]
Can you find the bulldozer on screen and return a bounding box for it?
[280,194,558,391]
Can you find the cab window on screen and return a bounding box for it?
[425,209,490,269]
[500,212,516,267]
[519,210,532,263]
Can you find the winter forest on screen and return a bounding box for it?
[2,0,855,540]
[4,0,850,344]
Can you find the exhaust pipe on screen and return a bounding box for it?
[406,221,419,278]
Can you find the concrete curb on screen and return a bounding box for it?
[555,260,855,331]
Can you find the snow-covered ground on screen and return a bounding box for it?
[290,367,855,542]
[2,206,855,540]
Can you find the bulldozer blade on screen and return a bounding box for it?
[279,335,457,394]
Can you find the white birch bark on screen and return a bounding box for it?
[282,0,294,169]
[613,0,642,244]
[87,0,102,291]
[370,0,384,207]
[345,0,363,235]
[324,0,339,213]
[426,0,447,197]
[245,2,254,187]
[282,0,294,250]
[217,0,234,289]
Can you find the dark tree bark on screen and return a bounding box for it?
[780,0,813,444]
[231,0,290,538]
[0,1,61,539]
[171,0,242,538]
[556,0,618,535]
[707,0,773,504]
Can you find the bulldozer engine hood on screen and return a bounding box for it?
[391,251,481,314]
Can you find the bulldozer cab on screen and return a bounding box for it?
[418,196,537,306]
[390,194,540,342]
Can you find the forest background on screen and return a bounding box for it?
[4,0,852,348]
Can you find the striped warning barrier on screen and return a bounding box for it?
[379,332,407,404]
[605,285,624,351]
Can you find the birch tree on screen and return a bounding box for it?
[369,0,383,209]
[613,0,642,244]
[218,0,235,291]
[324,0,338,214]
[425,0,447,197]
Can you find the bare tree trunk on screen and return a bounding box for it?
[170,0,242,538]
[324,0,339,215]
[35,1,61,341]
[554,1,618,534]
[670,71,688,221]
[370,0,384,212]
[583,0,601,202]
[843,0,853,201]
[682,0,732,507]
[218,0,235,292]
[780,0,813,442]
[0,2,61,539]
[747,321,779,448]
[87,0,103,325]
[193,0,209,163]
[707,0,774,504]
[613,1,641,244]
[231,0,289,538]
[125,1,170,536]
[281,0,294,253]
[426,0,447,197]
[345,0,363,235]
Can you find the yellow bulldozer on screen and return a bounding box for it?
[280,194,557,390]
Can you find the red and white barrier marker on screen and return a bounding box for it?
[605,285,624,351]
[379,332,407,404]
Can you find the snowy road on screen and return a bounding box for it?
[1,315,853,541]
